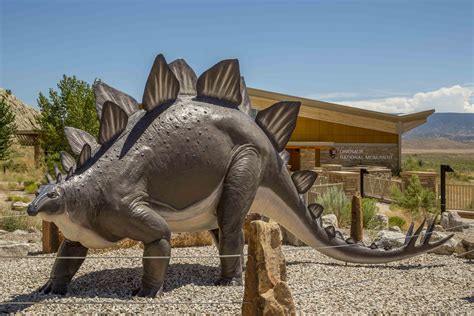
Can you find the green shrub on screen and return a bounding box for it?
[362,198,378,228]
[7,195,30,203]
[316,187,351,227]
[391,175,437,215]
[24,182,39,194]
[389,216,406,228]
[402,155,424,171]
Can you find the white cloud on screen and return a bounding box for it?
[334,85,474,114]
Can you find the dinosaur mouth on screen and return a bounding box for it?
[27,203,38,216]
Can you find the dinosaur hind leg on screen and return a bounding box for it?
[215,146,261,286]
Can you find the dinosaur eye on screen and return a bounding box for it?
[47,191,58,198]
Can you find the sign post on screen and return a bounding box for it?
[440,164,454,213]
[359,168,369,197]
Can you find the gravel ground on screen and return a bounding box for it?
[0,241,472,315]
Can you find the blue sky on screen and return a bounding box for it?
[1,0,473,113]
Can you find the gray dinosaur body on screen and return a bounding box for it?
[28,54,453,297]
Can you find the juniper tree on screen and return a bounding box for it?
[0,97,17,160]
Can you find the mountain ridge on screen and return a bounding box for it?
[0,88,39,131]
[403,112,474,142]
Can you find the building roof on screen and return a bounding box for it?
[248,87,434,135]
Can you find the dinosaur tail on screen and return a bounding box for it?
[255,174,453,264]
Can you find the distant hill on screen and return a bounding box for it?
[403,113,474,142]
[0,88,38,130]
[402,137,474,154]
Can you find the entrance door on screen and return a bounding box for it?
[287,148,301,171]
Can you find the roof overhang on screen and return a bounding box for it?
[287,141,335,148]
[248,87,434,135]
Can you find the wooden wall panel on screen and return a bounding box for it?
[291,117,398,144]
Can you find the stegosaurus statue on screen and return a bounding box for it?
[28,54,453,297]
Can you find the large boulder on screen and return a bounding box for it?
[420,230,458,255]
[242,220,295,315]
[322,214,338,229]
[372,214,389,230]
[374,230,405,249]
[440,211,463,232]
[455,239,474,259]
[0,241,30,256]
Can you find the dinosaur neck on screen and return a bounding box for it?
[61,173,104,224]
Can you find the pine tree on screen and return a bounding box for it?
[0,97,17,160]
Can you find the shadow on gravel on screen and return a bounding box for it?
[1,263,221,313]
[286,260,449,270]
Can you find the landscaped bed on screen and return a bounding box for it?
[1,230,472,314]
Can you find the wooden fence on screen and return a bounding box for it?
[363,174,402,202]
[306,182,344,205]
[441,183,474,211]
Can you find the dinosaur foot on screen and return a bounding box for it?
[38,280,68,295]
[132,285,163,298]
[214,277,242,286]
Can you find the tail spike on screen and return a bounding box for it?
[406,218,426,248]
[423,216,437,245]
[404,222,415,245]
[335,230,345,240]
[369,242,378,249]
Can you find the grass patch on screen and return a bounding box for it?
[7,195,31,203]
[0,207,41,232]
[24,182,39,194]
[389,216,406,228]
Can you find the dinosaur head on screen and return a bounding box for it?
[27,183,65,216]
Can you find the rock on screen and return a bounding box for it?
[242,220,296,315]
[12,229,28,235]
[372,214,389,230]
[170,232,213,247]
[440,211,463,232]
[421,230,458,255]
[389,226,402,233]
[374,230,405,249]
[11,201,29,211]
[27,226,38,233]
[322,214,338,229]
[455,239,474,259]
[0,230,7,235]
[435,225,445,232]
[244,213,263,243]
[0,241,30,256]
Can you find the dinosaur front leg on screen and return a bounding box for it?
[215,146,261,286]
[120,205,171,297]
[39,239,88,295]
